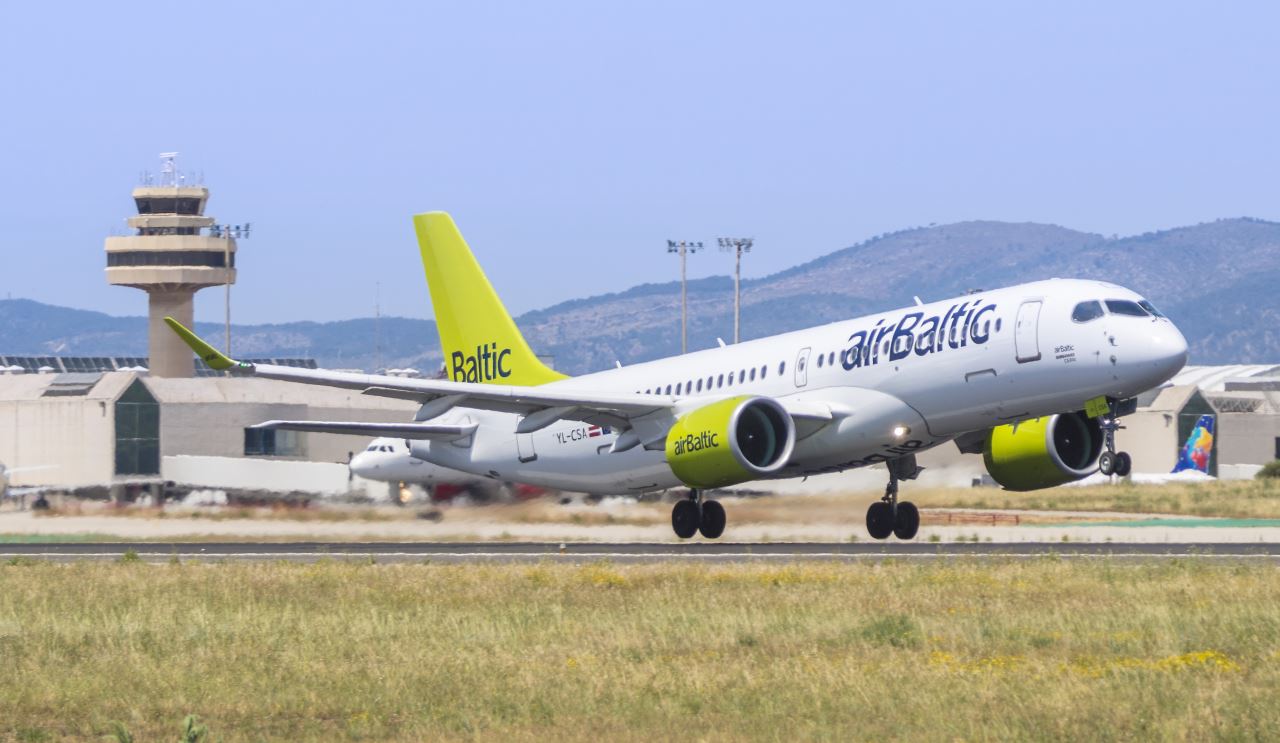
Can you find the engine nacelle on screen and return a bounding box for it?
[665,396,796,489]
[983,411,1103,491]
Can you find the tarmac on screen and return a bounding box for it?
[2,540,1279,563]
[3,507,1280,545]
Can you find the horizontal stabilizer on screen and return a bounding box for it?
[252,420,478,441]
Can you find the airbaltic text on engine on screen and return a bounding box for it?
[672,431,719,455]
[451,343,512,383]
[843,300,997,368]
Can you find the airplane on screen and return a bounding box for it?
[1172,414,1215,474]
[0,462,57,509]
[165,211,1188,540]
[349,436,529,502]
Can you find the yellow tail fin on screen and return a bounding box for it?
[413,212,567,386]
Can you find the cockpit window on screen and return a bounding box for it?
[1105,299,1148,317]
[1138,300,1166,318]
[1071,300,1104,323]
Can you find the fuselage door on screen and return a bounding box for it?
[1014,300,1043,363]
[794,347,812,387]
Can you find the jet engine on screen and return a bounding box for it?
[983,411,1103,491]
[665,396,796,489]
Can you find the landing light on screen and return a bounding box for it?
[892,425,910,439]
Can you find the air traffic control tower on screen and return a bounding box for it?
[105,154,238,377]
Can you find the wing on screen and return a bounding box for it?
[253,420,478,441]
[167,317,672,434]
[165,318,842,452]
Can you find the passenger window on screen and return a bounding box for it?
[828,352,835,366]
[995,318,1002,333]
[717,374,724,388]
[676,383,683,394]
[1071,300,1104,323]
[739,370,746,383]
[665,385,672,394]
[696,379,703,392]
[760,365,767,379]
[749,367,757,381]
[707,376,714,389]
[817,353,824,368]
[778,361,785,375]
[1138,300,1166,318]
[1105,299,1148,317]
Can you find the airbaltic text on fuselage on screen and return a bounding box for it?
[673,431,719,455]
[842,300,997,369]
[451,343,512,383]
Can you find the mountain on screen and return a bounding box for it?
[3,218,1278,373]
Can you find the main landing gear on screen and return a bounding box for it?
[671,490,726,539]
[1096,400,1132,478]
[867,456,921,540]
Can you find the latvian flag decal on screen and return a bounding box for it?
[588,425,612,438]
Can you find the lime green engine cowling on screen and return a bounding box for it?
[983,412,1103,491]
[665,396,796,489]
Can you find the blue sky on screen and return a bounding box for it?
[1,1,1276,323]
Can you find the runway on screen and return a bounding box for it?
[4,541,1280,563]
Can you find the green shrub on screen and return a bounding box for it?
[1257,461,1280,480]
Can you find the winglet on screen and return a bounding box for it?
[163,317,239,371]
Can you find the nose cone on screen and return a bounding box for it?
[1121,316,1187,391]
[349,451,379,479]
[1158,322,1189,378]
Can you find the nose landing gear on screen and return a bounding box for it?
[671,490,726,539]
[1097,400,1132,477]
[867,456,922,540]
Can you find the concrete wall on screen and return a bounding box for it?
[0,396,115,487]
[1218,413,1280,465]
[1116,411,1180,474]
[163,455,362,496]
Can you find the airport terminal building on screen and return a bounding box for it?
[0,368,416,500]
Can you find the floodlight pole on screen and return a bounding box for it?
[667,239,703,354]
[219,223,250,355]
[718,237,753,344]
[224,234,232,355]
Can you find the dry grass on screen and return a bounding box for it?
[910,478,1280,519]
[35,502,414,523]
[1,560,1278,741]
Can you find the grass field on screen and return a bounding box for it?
[911,478,1280,519]
[2,559,1279,741]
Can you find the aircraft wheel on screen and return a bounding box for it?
[893,501,920,540]
[698,500,726,539]
[866,501,894,540]
[1099,451,1116,476]
[672,499,700,539]
[1114,452,1132,477]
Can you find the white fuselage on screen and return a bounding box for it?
[411,279,1188,494]
[350,438,486,486]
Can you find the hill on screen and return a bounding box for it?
[2,217,1277,373]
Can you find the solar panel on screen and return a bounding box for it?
[0,356,318,376]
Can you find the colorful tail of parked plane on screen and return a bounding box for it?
[1172,414,1215,473]
[413,212,566,386]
